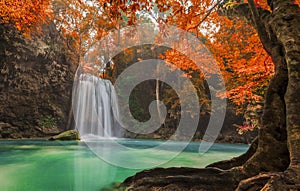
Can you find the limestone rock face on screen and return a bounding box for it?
[0,22,78,138]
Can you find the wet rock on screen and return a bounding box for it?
[49,130,80,141]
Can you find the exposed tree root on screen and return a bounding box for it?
[113,167,299,191]
[236,172,300,191]
[117,167,240,191]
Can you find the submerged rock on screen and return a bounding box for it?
[49,130,80,141]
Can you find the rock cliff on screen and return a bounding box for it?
[0,22,77,138]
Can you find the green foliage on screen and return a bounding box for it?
[38,115,57,128]
[129,99,146,121]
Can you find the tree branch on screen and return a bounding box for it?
[219,1,273,54]
[187,0,222,31]
[248,0,273,54]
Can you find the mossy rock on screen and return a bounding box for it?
[49,130,80,141]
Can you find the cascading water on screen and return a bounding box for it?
[72,66,122,140]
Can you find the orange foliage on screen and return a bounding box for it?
[0,0,52,32]
[210,17,274,106]
[1,0,277,108]
[58,0,273,108]
[2,0,288,132]
[243,0,270,10]
[152,0,274,107]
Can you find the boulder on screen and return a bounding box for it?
[49,130,80,141]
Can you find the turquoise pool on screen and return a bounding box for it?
[0,139,248,191]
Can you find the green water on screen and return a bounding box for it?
[0,139,248,191]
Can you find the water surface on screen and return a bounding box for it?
[0,139,248,191]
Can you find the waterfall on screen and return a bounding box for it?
[72,72,122,140]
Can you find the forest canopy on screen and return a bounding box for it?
[1,0,288,132]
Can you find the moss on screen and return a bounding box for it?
[49,130,80,141]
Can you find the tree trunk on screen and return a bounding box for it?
[211,0,300,188]
[270,0,300,185]
[115,1,300,190]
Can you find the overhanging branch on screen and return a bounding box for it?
[219,1,273,54]
[248,0,273,54]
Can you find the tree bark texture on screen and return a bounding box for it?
[116,1,300,190]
